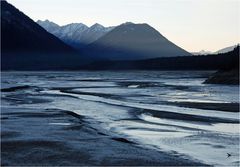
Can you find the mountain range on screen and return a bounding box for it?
[37,20,114,49]
[39,19,237,59]
[38,20,191,60]
[37,20,239,58]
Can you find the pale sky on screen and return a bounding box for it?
[8,0,240,52]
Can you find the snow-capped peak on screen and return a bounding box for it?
[37,19,60,32]
[60,23,88,35]
[37,20,115,49]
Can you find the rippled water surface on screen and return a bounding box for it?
[1,71,239,166]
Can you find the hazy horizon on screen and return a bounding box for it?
[7,0,240,52]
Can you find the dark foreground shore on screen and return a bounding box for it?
[1,106,206,166]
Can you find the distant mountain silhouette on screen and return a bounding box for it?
[83,22,191,60]
[214,44,239,54]
[1,1,87,70]
[37,20,114,49]
[192,44,239,55]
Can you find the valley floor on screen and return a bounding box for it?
[1,71,239,166]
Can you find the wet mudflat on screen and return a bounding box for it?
[1,71,239,166]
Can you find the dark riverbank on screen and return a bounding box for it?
[204,69,239,85]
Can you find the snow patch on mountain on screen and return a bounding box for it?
[191,50,212,55]
[192,44,239,55]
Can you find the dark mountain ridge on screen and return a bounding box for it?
[1,1,87,70]
[1,1,74,53]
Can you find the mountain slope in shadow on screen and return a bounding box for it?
[1,1,87,70]
[83,22,191,60]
